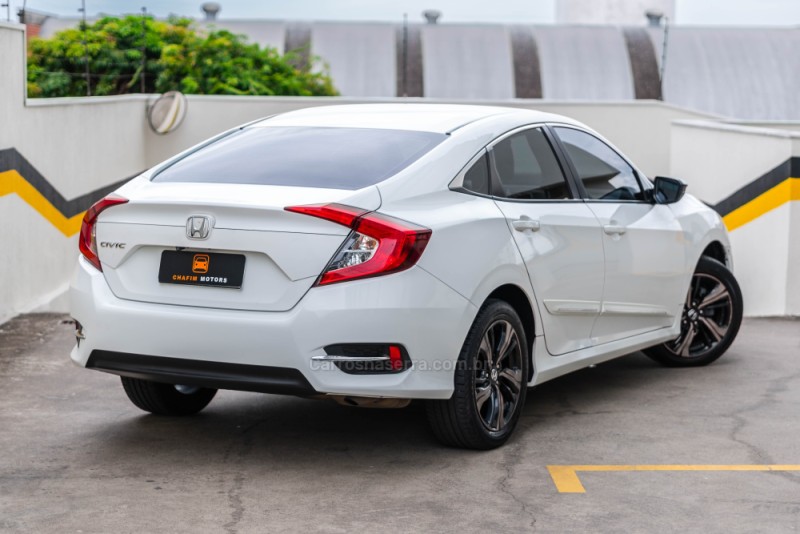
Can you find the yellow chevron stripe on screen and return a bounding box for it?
[723,177,800,232]
[0,170,84,236]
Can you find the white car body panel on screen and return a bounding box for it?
[494,199,605,356]
[530,317,681,385]
[585,201,687,344]
[95,181,382,311]
[71,257,475,398]
[69,103,733,401]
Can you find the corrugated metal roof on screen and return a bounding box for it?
[37,17,800,120]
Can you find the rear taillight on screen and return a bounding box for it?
[285,203,432,286]
[79,194,128,271]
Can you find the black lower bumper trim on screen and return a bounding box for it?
[86,351,317,396]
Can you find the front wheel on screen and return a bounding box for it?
[426,299,529,449]
[644,256,743,367]
[121,377,217,415]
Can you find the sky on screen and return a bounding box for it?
[7,0,800,26]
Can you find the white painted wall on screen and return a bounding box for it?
[22,98,147,198]
[788,203,800,316]
[0,24,147,324]
[670,120,800,316]
[726,121,800,135]
[0,23,26,135]
[728,206,792,316]
[671,120,794,204]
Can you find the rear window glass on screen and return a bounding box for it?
[152,126,446,190]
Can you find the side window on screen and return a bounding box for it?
[554,127,643,201]
[491,128,572,200]
[461,152,490,195]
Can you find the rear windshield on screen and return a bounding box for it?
[152,126,446,190]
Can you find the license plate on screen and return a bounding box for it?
[158,251,245,289]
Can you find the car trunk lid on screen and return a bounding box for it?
[94,181,380,311]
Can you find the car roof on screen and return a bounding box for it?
[249,103,572,134]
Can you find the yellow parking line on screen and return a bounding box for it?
[547,465,800,493]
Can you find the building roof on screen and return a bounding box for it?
[34,17,800,120]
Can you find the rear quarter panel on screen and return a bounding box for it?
[377,189,544,340]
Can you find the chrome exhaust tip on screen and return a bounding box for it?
[74,320,85,346]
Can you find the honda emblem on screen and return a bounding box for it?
[186,216,212,240]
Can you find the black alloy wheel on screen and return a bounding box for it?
[644,256,743,367]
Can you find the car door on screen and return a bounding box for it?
[489,126,605,356]
[552,126,687,345]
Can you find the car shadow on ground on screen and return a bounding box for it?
[79,350,710,466]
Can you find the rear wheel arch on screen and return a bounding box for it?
[484,284,535,381]
[427,298,529,448]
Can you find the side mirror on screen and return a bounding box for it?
[652,176,687,204]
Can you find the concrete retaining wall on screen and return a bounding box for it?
[1,23,147,323]
[671,120,800,316]
[1,23,796,323]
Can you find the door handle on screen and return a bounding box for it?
[512,218,541,232]
[603,224,626,236]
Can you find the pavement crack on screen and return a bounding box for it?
[497,440,538,530]
[222,419,264,534]
[727,368,800,486]
[224,472,246,534]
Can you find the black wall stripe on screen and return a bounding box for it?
[712,157,799,217]
[0,148,137,218]
[622,28,662,100]
[510,27,543,99]
[395,25,424,97]
[284,23,312,72]
[792,157,800,177]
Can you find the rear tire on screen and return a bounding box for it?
[121,377,217,415]
[644,256,742,367]
[426,299,529,450]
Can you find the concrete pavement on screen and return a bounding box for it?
[1,314,799,533]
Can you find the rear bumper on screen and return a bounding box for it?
[70,257,476,399]
[87,351,317,396]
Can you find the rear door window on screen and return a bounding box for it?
[153,126,446,190]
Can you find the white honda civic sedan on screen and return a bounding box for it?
[70,104,742,449]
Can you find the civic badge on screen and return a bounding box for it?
[186,216,212,240]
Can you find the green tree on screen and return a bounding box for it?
[27,15,337,97]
